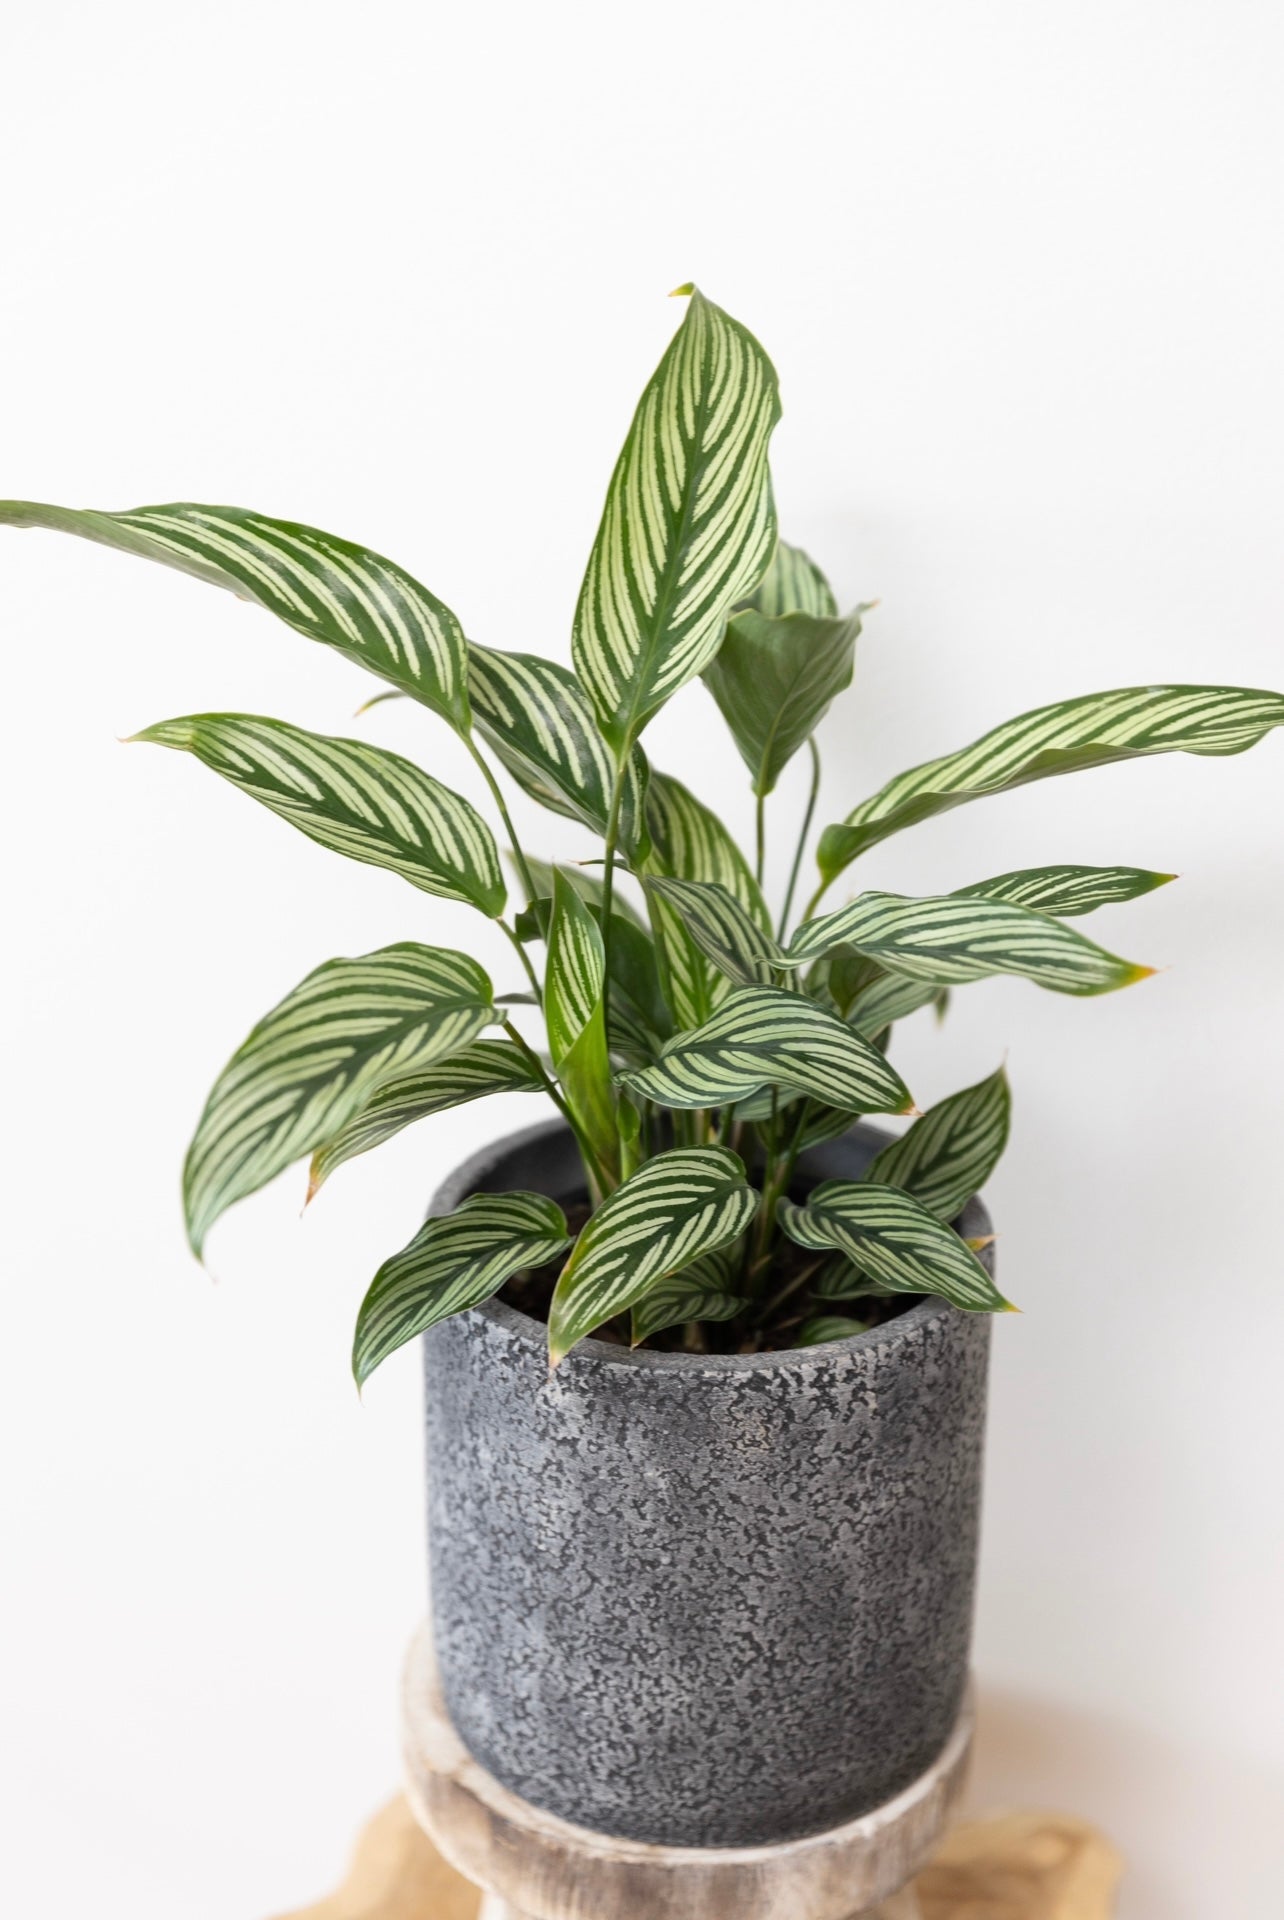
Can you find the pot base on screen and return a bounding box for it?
[402,1622,971,1920]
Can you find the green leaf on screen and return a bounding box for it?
[862,1067,1011,1221]
[797,1314,871,1346]
[644,877,785,987]
[778,1183,1010,1312]
[630,1273,747,1345]
[133,713,506,917]
[739,538,838,619]
[353,1192,571,1386]
[621,985,915,1113]
[306,1039,544,1198]
[546,870,619,1184]
[185,945,495,1256]
[703,605,865,795]
[572,288,781,753]
[525,859,672,1064]
[468,644,650,856]
[786,891,1152,995]
[548,1146,759,1363]
[643,771,772,1030]
[846,972,945,1037]
[817,685,1284,882]
[0,500,471,729]
[955,864,1176,917]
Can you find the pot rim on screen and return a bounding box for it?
[433,1117,995,1378]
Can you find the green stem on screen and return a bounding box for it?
[499,917,543,1003]
[755,787,766,889]
[500,1016,611,1199]
[466,734,539,908]
[779,739,821,939]
[598,752,630,1035]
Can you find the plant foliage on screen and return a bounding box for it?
[5,286,1282,1377]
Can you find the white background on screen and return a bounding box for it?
[3,5,1282,1915]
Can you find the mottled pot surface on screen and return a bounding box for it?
[422,1120,993,1850]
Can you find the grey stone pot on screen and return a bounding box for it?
[422,1118,993,1852]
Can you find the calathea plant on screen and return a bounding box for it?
[6,287,1283,1381]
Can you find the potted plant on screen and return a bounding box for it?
[5,287,1281,1852]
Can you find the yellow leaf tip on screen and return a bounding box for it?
[668,281,695,298]
[1002,1301,1022,1314]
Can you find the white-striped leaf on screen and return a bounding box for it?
[797,1314,871,1346]
[353,1192,571,1386]
[185,945,495,1256]
[645,877,785,986]
[134,713,505,916]
[548,1146,759,1363]
[621,986,914,1113]
[306,1039,544,1198]
[818,685,1284,881]
[955,864,1176,917]
[739,538,837,619]
[703,605,866,795]
[523,858,671,1063]
[786,891,1151,995]
[630,1272,747,1345]
[846,972,944,1037]
[572,288,781,752]
[0,500,470,728]
[468,643,650,855]
[778,1183,1010,1312]
[863,1067,1011,1221]
[546,870,618,1182]
[644,772,772,1029]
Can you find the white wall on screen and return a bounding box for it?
[3,5,1281,1915]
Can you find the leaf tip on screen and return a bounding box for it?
[1125,963,1160,985]
[1001,1300,1022,1314]
[668,281,696,298]
[901,1100,922,1118]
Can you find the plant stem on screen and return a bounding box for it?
[598,752,630,1036]
[499,1016,611,1200]
[499,917,543,1002]
[779,738,821,939]
[755,787,766,889]
[753,1255,828,1330]
[465,733,539,908]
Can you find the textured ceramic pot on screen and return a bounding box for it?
[422,1118,993,1851]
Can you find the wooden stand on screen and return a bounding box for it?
[275,1796,1123,1919]
[401,1623,972,1920]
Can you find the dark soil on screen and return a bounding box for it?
[498,1197,919,1355]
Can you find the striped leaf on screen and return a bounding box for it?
[786,891,1151,996]
[955,864,1176,917]
[797,1315,871,1347]
[818,685,1284,881]
[524,858,671,1064]
[185,945,495,1256]
[644,772,772,1029]
[645,877,784,987]
[572,288,781,752]
[846,971,944,1038]
[546,870,618,1184]
[630,1272,747,1345]
[468,643,650,855]
[778,1183,1010,1313]
[863,1067,1011,1221]
[134,713,505,916]
[0,500,470,728]
[621,986,915,1114]
[739,538,838,619]
[703,605,865,795]
[353,1192,571,1386]
[306,1039,543,1197]
[548,1146,759,1363]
